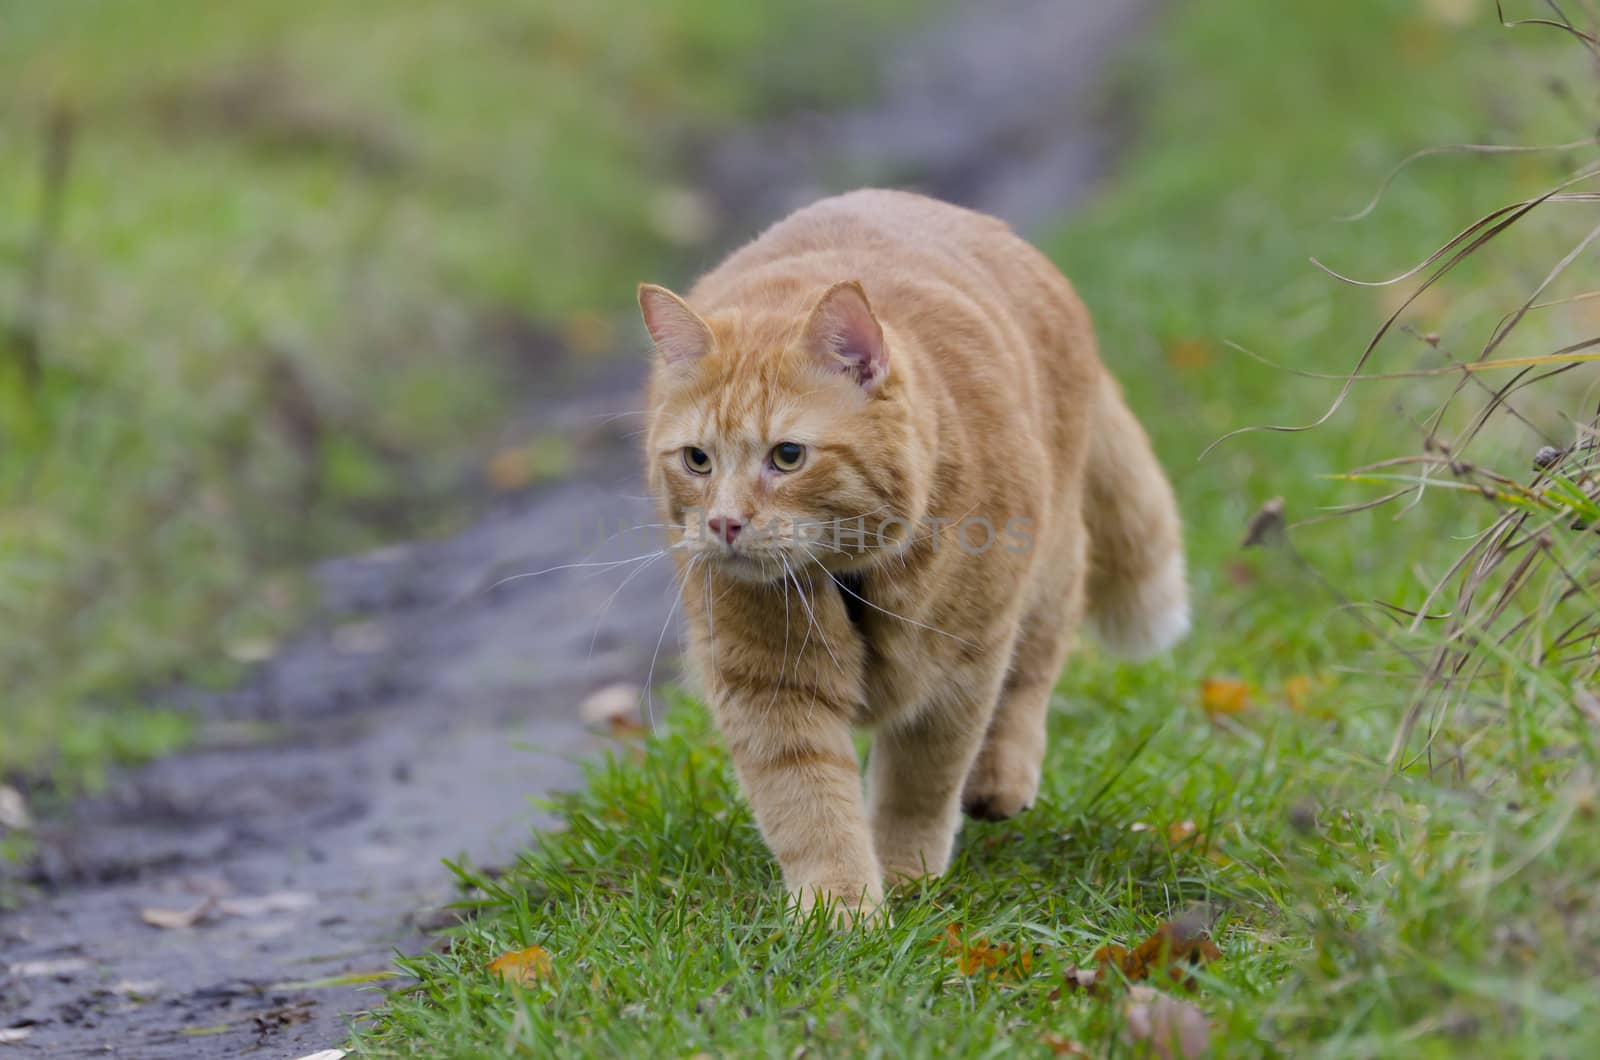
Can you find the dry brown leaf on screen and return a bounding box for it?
[1091,915,1222,993]
[1122,985,1211,1059]
[1239,497,1285,549]
[1164,337,1214,372]
[1038,1032,1090,1056]
[487,944,553,986]
[1052,963,1102,998]
[580,683,646,736]
[1199,677,1252,717]
[484,437,572,493]
[1166,820,1198,845]
[935,923,1035,980]
[141,896,218,930]
[485,447,536,492]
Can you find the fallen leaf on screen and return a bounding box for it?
[484,436,573,492]
[580,683,645,736]
[141,897,218,930]
[1223,560,1256,587]
[1038,1032,1090,1056]
[1093,914,1222,992]
[223,636,278,664]
[290,1050,347,1060]
[10,958,90,977]
[1164,337,1214,372]
[1052,964,1102,998]
[1122,985,1211,1059]
[487,944,553,986]
[935,923,1035,980]
[0,1025,34,1044]
[1239,497,1285,548]
[217,891,318,918]
[0,785,31,831]
[1166,820,1198,844]
[1200,677,1252,717]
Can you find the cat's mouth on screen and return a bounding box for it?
[680,516,880,582]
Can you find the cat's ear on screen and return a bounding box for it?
[638,283,714,366]
[802,280,887,393]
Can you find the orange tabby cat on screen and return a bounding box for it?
[639,189,1186,922]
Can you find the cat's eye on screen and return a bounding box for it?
[683,446,713,474]
[769,442,806,472]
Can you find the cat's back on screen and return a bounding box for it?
[694,190,1094,382]
[700,189,1032,298]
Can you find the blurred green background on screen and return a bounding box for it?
[0,0,917,785]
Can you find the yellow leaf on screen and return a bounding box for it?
[1283,674,1313,712]
[1164,337,1214,372]
[487,945,553,986]
[1200,676,1252,717]
[484,436,573,492]
[935,923,1034,980]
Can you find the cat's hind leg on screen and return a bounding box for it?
[962,558,1084,821]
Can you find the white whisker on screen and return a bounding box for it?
[797,543,979,649]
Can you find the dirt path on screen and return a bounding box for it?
[0,3,1151,1055]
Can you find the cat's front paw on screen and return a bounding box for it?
[961,742,1041,821]
[874,818,958,884]
[791,880,885,928]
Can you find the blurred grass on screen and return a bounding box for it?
[352,2,1600,1056]
[0,0,919,789]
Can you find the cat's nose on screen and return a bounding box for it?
[707,516,743,545]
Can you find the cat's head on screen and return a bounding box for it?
[640,280,926,583]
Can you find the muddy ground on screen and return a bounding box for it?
[0,2,1151,1055]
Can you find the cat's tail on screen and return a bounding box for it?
[1081,373,1190,659]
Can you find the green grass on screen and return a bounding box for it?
[0,0,916,790]
[349,2,1600,1056]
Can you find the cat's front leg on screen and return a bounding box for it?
[718,703,883,923]
[867,667,1005,883]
